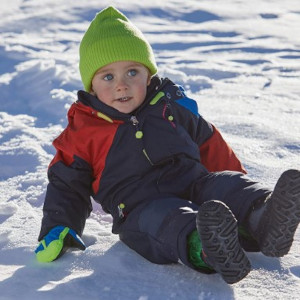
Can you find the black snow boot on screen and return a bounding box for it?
[196,200,251,284]
[246,169,300,257]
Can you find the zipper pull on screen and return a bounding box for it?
[130,115,139,125]
[118,203,125,218]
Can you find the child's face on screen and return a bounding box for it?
[91,61,151,114]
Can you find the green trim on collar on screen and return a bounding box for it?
[150,91,165,105]
[97,111,113,123]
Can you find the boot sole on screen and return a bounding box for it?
[196,200,251,284]
[258,169,300,257]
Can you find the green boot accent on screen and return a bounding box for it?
[238,224,260,251]
[187,230,214,273]
[238,225,257,241]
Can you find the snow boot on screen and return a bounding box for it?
[246,169,300,257]
[196,200,251,284]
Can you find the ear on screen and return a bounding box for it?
[147,74,152,86]
[89,87,96,96]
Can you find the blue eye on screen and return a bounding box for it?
[128,69,137,77]
[104,74,113,81]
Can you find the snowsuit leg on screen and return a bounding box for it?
[190,171,271,224]
[118,196,198,267]
[118,171,271,268]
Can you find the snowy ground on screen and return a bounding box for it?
[0,0,300,299]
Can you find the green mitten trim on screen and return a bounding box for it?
[36,227,69,263]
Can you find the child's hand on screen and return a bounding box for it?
[35,226,86,262]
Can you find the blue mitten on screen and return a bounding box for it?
[35,226,86,262]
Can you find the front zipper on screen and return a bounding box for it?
[130,115,154,165]
[130,115,143,139]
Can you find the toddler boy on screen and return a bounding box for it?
[35,6,300,284]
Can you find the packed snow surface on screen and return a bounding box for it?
[0,0,300,299]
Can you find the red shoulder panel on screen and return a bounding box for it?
[199,125,247,174]
[49,102,123,194]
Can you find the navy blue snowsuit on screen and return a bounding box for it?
[38,76,270,268]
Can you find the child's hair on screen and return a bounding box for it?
[79,6,158,92]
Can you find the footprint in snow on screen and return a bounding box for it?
[0,203,18,224]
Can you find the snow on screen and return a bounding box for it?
[0,0,300,299]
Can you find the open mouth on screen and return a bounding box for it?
[117,97,131,102]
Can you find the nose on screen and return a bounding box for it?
[116,77,128,91]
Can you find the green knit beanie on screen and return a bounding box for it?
[79,6,158,91]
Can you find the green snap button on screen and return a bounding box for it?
[135,131,143,139]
